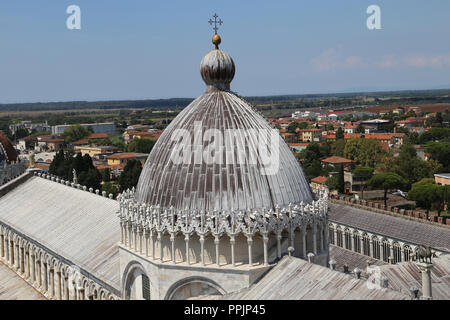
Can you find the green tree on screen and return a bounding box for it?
[408,183,442,214]
[368,173,406,208]
[419,127,450,144]
[352,166,374,199]
[62,124,92,143]
[119,159,143,192]
[391,144,432,188]
[336,127,344,140]
[412,178,435,189]
[337,165,345,194]
[355,124,365,134]
[325,175,339,191]
[102,182,119,198]
[331,139,346,157]
[14,128,30,139]
[78,168,102,191]
[343,138,384,167]
[128,138,156,153]
[425,142,450,172]
[100,168,111,182]
[287,121,309,133]
[408,132,419,145]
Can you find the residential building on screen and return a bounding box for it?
[52,122,116,135]
[74,145,118,159]
[435,173,450,186]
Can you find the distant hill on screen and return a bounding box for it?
[1,88,450,112]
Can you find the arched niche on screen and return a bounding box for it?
[165,276,225,300]
[122,261,150,300]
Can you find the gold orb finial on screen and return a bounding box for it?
[212,34,221,49]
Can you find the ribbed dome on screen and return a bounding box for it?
[135,40,313,212]
[0,131,18,163]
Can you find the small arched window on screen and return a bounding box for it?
[353,233,361,253]
[362,234,370,256]
[142,274,150,300]
[404,245,412,262]
[344,229,352,250]
[336,227,343,247]
[372,237,380,260]
[393,242,402,264]
[382,239,390,262]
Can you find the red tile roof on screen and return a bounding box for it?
[321,156,354,164]
[88,133,109,139]
[311,176,328,184]
[107,153,136,160]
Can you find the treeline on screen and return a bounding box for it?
[0,98,194,112]
[2,89,450,112]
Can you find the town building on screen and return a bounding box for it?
[321,156,354,170]
[299,128,322,142]
[35,136,64,152]
[360,119,390,133]
[51,123,116,136]
[310,176,328,190]
[74,145,118,159]
[434,173,450,186]
[9,121,51,135]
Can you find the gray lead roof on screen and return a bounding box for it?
[135,89,313,212]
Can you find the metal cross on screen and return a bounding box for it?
[208,13,223,34]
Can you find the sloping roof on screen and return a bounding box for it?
[329,245,386,277]
[329,203,450,251]
[321,156,353,164]
[0,261,45,300]
[88,133,109,139]
[0,175,120,291]
[221,256,408,300]
[311,176,328,184]
[107,153,136,160]
[0,131,18,163]
[378,254,450,300]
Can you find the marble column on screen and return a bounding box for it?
[276,232,282,259]
[302,227,307,258]
[158,232,163,262]
[200,235,205,266]
[31,254,36,283]
[120,222,124,244]
[263,235,269,266]
[416,263,433,300]
[313,225,318,254]
[247,236,253,266]
[144,230,149,257]
[230,236,236,267]
[214,236,220,267]
[170,234,175,264]
[55,271,62,300]
[185,235,190,265]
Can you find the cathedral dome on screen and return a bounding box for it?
[134,36,313,212]
[0,131,18,163]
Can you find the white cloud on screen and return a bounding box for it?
[404,54,450,68]
[311,47,363,72]
[378,55,398,68]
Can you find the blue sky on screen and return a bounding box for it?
[1,0,450,103]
